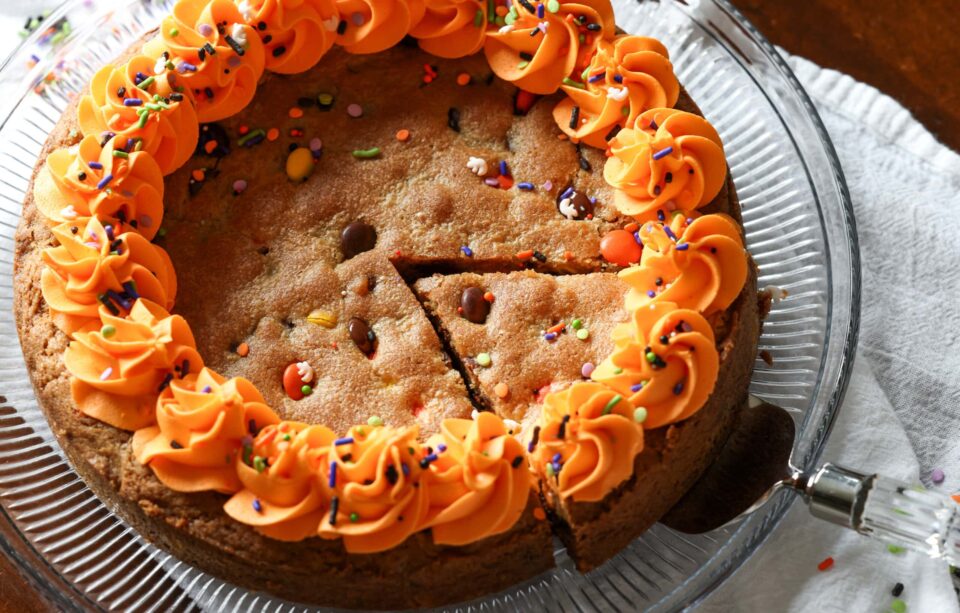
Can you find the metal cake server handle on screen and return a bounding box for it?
[662,398,960,565]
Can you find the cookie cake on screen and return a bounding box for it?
[13,0,762,607]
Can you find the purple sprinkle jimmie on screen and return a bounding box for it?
[652,146,674,160]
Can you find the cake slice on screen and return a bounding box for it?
[414,270,630,423]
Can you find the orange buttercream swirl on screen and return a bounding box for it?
[77,56,199,175]
[63,299,203,431]
[334,0,425,54]
[591,301,718,429]
[40,217,177,336]
[533,381,643,502]
[553,36,679,148]
[224,421,335,541]
[621,213,747,314]
[410,0,488,58]
[143,0,266,122]
[237,0,340,73]
[34,135,165,240]
[484,0,615,95]
[318,424,429,553]
[604,108,727,219]
[132,368,280,494]
[420,413,530,545]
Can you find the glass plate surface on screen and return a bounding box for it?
[0,0,860,610]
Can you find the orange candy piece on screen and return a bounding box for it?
[600,230,642,266]
[282,363,305,400]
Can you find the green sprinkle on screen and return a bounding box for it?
[579,33,585,44]
[476,352,492,367]
[576,329,590,341]
[169,27,179,37]
[517,60,529,69]
[581,66,591,81]
[357,427,366,437]
[101,325,116,338]
[495,15,505,26]
[475,8,484,27]
[137,76,155,90]
[408,447,416,455]
[282,433,291,441]
[367,415,384,427]
[601,395,622,415]
[143,102,162,111]
[157,228,167,238]
[166,60,176,71]
[352,147,381,159]
[112,150,129,158]
[68,129,79,140]
[571,318,583,330]
[317,93,334,105]
[547,0,560,12]
[613,367,623,374]
[633,407,648,423]
[621,105,630,117]
[891,599,907,613]
[350,512,359,523]
[545,463,555,477]
[645,351,657,363]
[505,11,516,25]
[887,544,904,554]
[562,77,586,90]
[301,384,312,395]
[237,128,265,146]
[253,456,266,473]
[137,112,150,129]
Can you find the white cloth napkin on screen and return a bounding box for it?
[699,53,960,613]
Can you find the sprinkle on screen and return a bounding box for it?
[352,147,381,159]
[483,291,495,302]
[317,93,334,107]
[494,382,509,398]
[633,407,648,423]
[328,462,337,487]
[346,103,363,117]
[467,156,488,176]
[122,98,142,106]
[569,105,580,129]
[887,544,904,554]
[460,246,473,257]
[329,496,339,525]
[266,127,279,141]
[517,181,535,190]
[233,179,247,194]
[349,512,359,523]
[448,107,461,132]
[673,382,684,395]
[601,395,622,415]
[288,107,304,119]
[581,362,595,377]
[99,367,113,381]
[892,583,904,597]
[647,290,656,298]
[817,556,834,571]
[96,174,113,189]
[931,468,945,484]
[576,329,590,340]
[544,332,557,341]
[300,384,313,395]
[101,325,116,338]
[561,77,585,89]
[253,456,267,472]
[456,72,471,86]
[676,243,689,251]
[286,147,315,180]
[395,129,410,142]
[367,415,384,427]
[252,499,262,513]
[334,437,354,446]
[533,507,546,520]
[476,352,492,367]
[484,177,500,187]
[499,160,508,176]
[890,599,906,613]
[652,146,673,160]
[236,342,250,356]
[515,249,534,260]
[528,426,541,452]
[237,128,265,146]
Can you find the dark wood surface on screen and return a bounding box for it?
[0,2,954,611]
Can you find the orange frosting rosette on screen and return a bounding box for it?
[143,0,266,122]
[410,0,488,59]
[419,413,531,545]
[621,213,747,314]
[554,36,679,148]
[132,368,280,494]
[334,0,425,54]
[484,0,615,95]
[77,55,199,176]
[318,424,429,553]
[533,381,643,502]
[224,421,335,541]
[64,299,203,431]
[604,108,726,219]
[40,217,177,336]
[237,0,340,73]
[33,135,165,239]
[591,301,718,429]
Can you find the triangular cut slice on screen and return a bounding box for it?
[413,270,630,424]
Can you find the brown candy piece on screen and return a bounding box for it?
[348,317,376,357]
[556,186,595,220]
[340,222,377,259]
[459,286,490,324]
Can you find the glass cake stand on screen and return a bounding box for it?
[0,0,859,610]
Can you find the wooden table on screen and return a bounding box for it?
[1,2,955,611]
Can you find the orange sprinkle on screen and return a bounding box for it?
[494,382,510,398]
[396,129,411,142]
[516,249,535,260]
[456,72,471,86]
[422,75,434,84]
[203,140,218,154]
[952,494,960,504]
[238,125,250,135]
[288,107,304,119]
[817,557,834,572]
[557,134,569,141]
[191,169,205,182]
[236,342,249,357]
[423,63,437,76]
[267,127,280,141]
[624,222,639,233]
[498,175,514,189]
[563,250,575,261]
[483,291,495,303]
[533,507,546,521]
[547,323,566,335]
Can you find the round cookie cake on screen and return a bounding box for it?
[13,0,761,608]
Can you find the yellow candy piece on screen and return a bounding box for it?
[286,147,314,181]
[307,309,337,328]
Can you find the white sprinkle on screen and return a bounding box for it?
[237,0,255,22]
[466,156,488,177]
[607,86,629,101]
[558,197,578,219]
[230,23,248,48]
[498,24,515,34]
[296,361,315,384]
[154,56,167,75]
[100,367,113,381]
[323,16,339,32]
[537,21,549,34]
[471,409,480,420]
[763,285,788,302]
[60,205,78,220]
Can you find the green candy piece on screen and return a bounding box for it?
[633,407,648,423]
[367,415,384,427]
[101,325,116,338]
[350,512,359,523]
[317,93,334,106]
[476,352,492,367]
[571,318,583,330]
[576,329,590,341]
[547,0,560,12]
[352,147,381,159]
[517,60,529,69]
[645,351,657,363]
[890,599,907,613]
[301,384,313,395]
[601,395,622,415]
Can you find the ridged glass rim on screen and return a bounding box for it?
[0,0,861,610]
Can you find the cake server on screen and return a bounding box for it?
[661,397,960,564]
